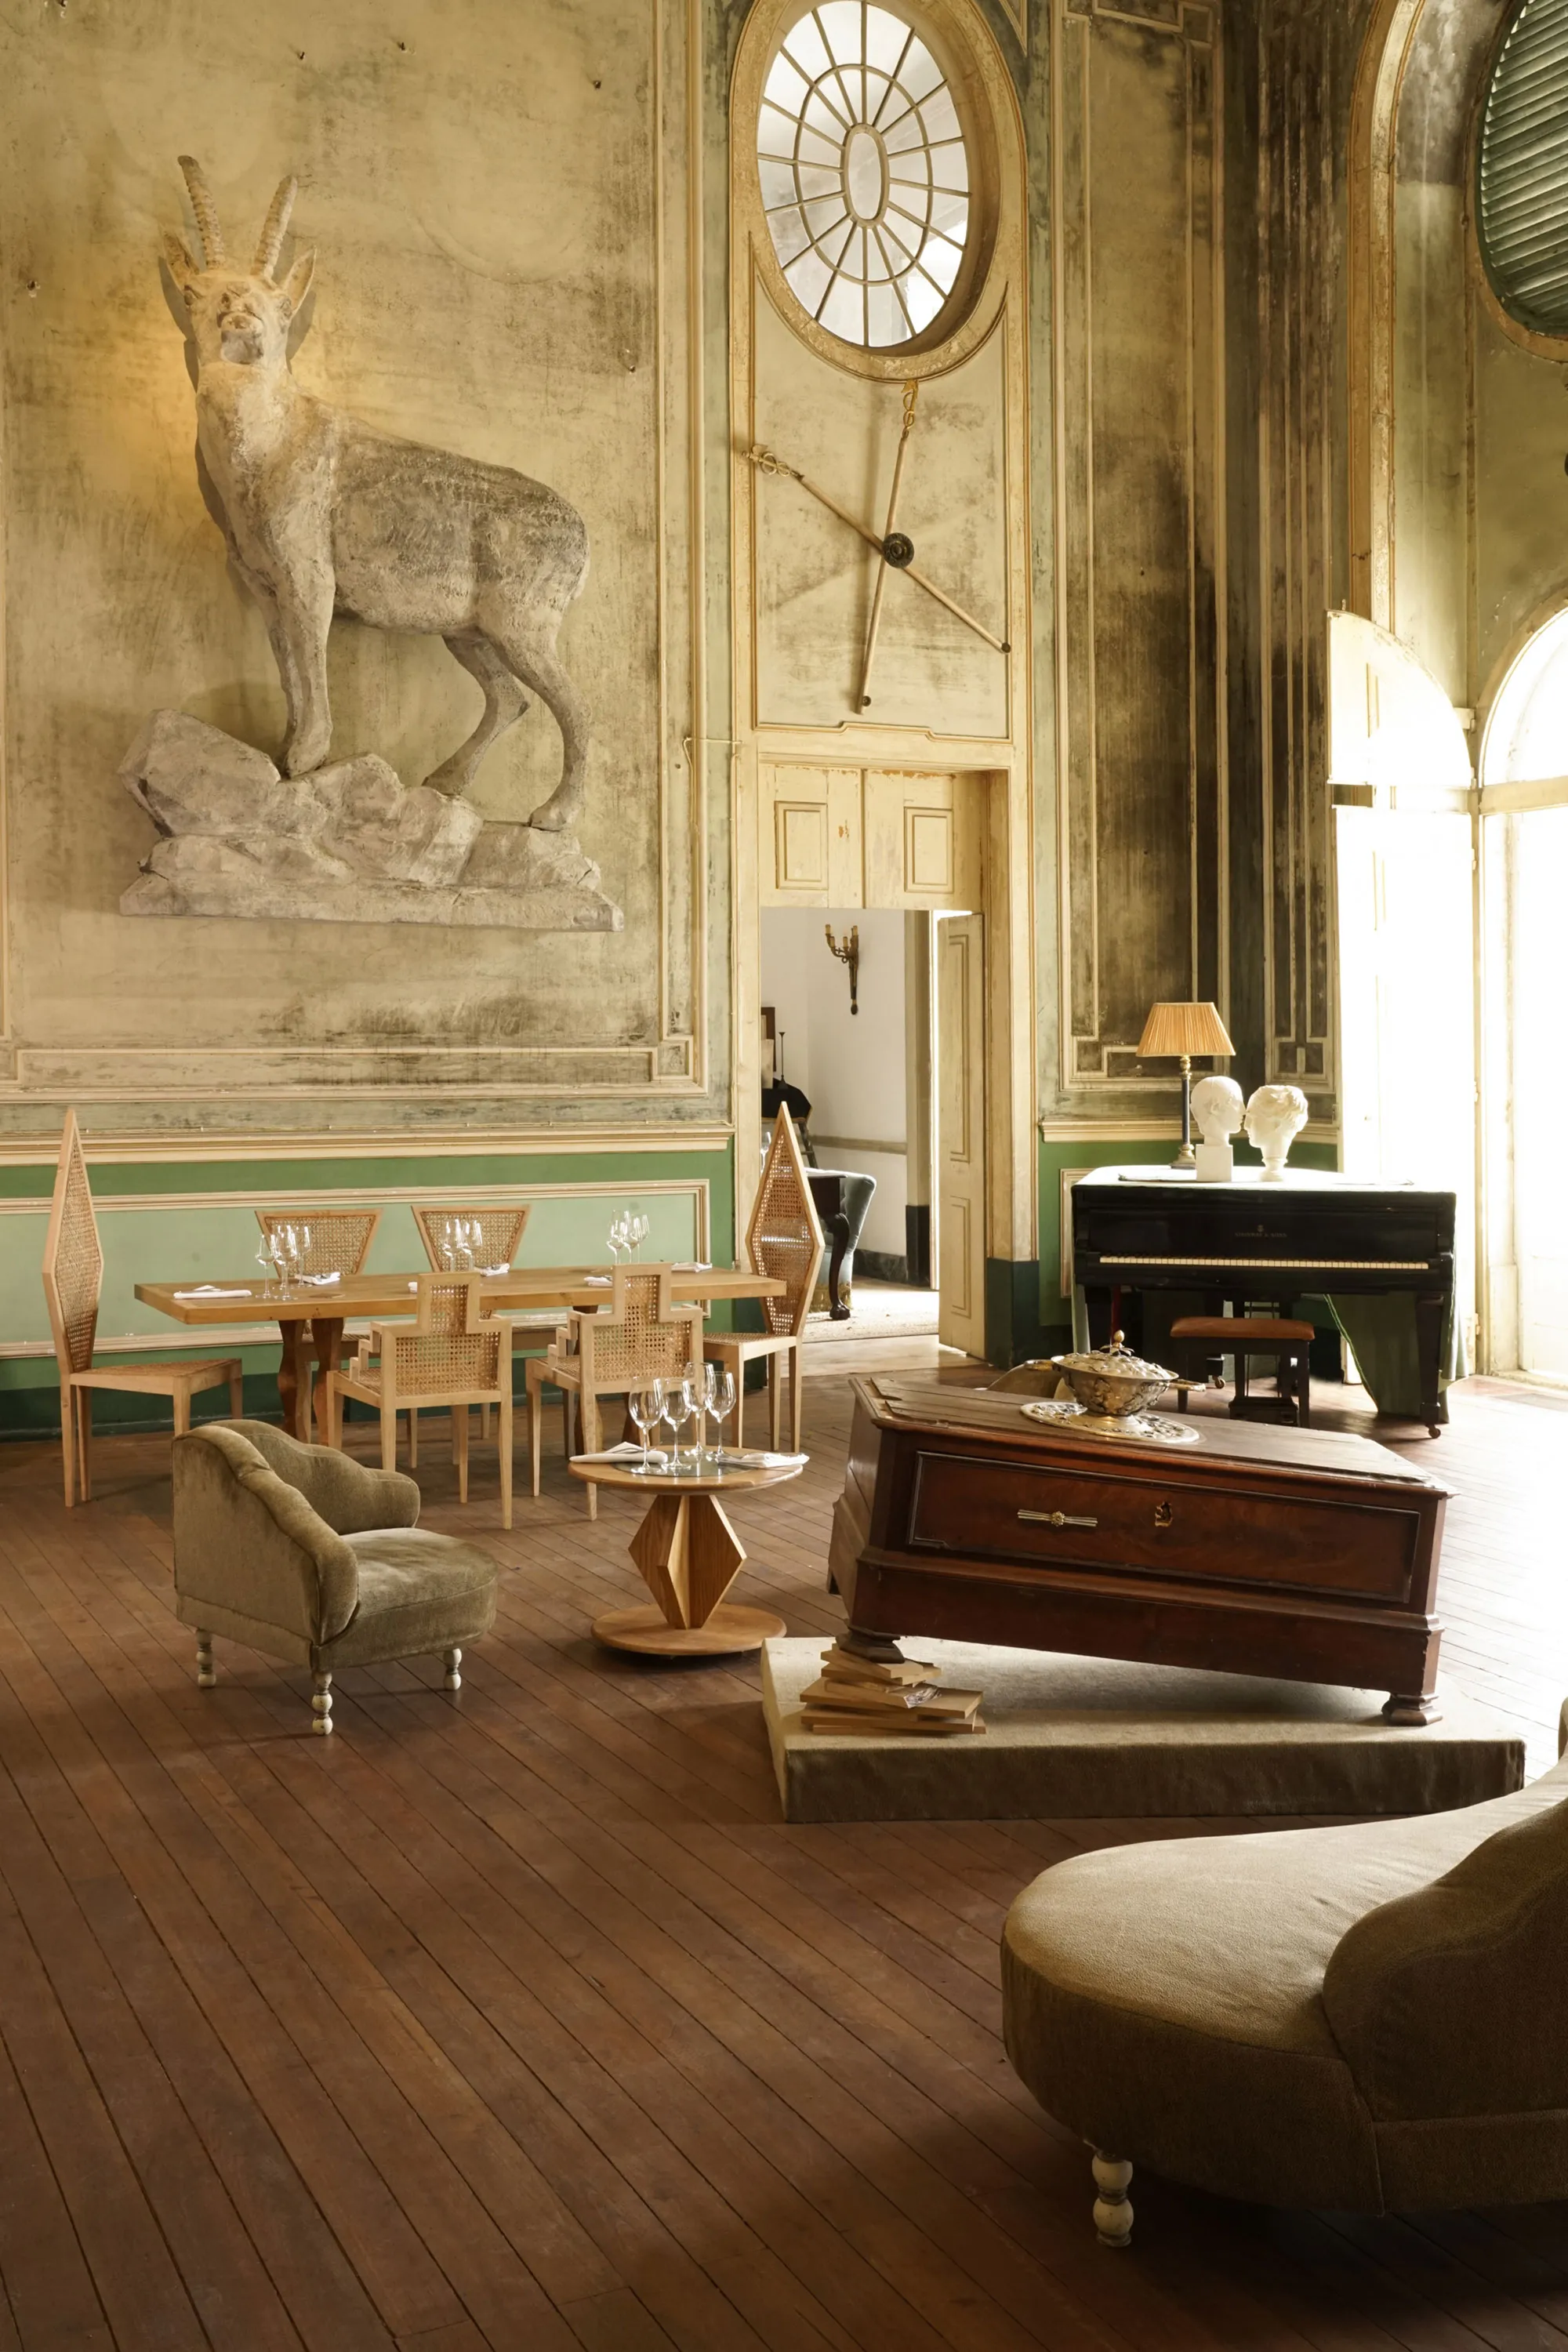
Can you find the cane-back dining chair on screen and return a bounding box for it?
[323,1273,513,1528]
[412,1200,559,1441]
[411,1203,531,1276]
[255,1206,381,1424]
[42,1109,243,1507]
[526,1265,704,1519]
[705,1106,823,1454]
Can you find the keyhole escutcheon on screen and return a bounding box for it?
[1153,1501,1174,1529]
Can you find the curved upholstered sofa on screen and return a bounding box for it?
[172,1419,499,1734]
[1003,1736,1568,2241]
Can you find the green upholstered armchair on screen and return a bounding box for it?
[1003,1735,1568,2242]
[172,1419,499,1735]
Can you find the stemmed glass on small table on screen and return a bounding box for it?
[629,1381,666,1474]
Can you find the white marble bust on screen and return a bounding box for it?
[1191,1074,1244,1146]
[1244,1083,1309,1179]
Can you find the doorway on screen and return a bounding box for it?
[753,761,992,1360]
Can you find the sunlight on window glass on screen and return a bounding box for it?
[1512,806,1568,1375]
[758,4,971,349]
[1483,608,1568,786]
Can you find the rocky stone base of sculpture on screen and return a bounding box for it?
[118,712,622,931]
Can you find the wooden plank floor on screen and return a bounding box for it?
[0,1366,1566,2350]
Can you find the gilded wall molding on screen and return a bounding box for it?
[0,0,713,1139]
[1051,0,1229,1096]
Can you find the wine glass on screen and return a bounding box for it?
[295,1222,312,1273]
[456,1217,476,1271]
[710,1367,736,1460]
[437,1216,456,1270]
[606,1213,626,1264]
[662,1374,695,1473]
[632,1213,649,1260]
[269,1229,295,1298]
[254,1242,276,1299]
[629,1382,665,1475]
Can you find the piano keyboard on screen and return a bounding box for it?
[1099,1256,1432,1272]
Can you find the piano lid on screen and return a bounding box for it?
[1077,1163,1421,1194]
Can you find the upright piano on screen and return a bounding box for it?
[1071,1166,1456,1433]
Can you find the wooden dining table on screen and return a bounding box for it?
[135,1266,787,1443]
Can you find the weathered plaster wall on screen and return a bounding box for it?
[0,0,712,1136]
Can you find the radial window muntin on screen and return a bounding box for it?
[757,2,971,351]
[1477,0,1568,340]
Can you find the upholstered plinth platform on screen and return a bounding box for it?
[760,1639,1524,1824]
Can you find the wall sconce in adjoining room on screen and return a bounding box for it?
[1137,1000,1236,1168]
[825,922,860,1014]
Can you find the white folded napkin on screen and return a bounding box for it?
[583,1274,612,1287]
[298,1271,341,1287]
[480,1263,511,1277]
[173,1286,252,1299]
[674,1261,713,1272]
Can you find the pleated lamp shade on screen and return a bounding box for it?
[1137,1000,1236,1061]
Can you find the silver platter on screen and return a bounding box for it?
[1020,1398,1200,1446]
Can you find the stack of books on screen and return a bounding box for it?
[800,1642,985,1737]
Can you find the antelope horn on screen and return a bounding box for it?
[253,175,298,279]
[177,154,226,265]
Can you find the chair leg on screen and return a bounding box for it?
[560,1385,575,1462]
[380,1400,397,1472]
[407,1406,419,1468]
[789,1341,804,1453]
[1091,2152,1134,2247]
[60,1381,76,1509]
[443,1646,463,1691]
[452,1406,463,1467]
[768,1355,782,1451]
[499,1389,513,1531]
[481,1403,492,1443]
[529,1371,544,1498]
[456,1403,470,1504]
[310,1669,333,1736]
[228,1367,244,1417]
[583,1394,601,1521]
[76,1389,93,1504]
[195,1629,216,1689]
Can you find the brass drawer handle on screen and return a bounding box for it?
[1018,1509,1098,1530]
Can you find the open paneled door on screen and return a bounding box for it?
[1327,612,1476,1353]
[936,911,986,1357]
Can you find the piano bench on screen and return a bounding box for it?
[1169,1316,1316,1429]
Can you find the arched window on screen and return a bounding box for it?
[757,5,971,350]
[1477,0,1568,339]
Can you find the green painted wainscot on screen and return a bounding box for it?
[0,1145,735,1439]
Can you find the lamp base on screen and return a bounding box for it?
[1169,1143,1197,1170]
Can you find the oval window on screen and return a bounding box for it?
[1478,0,1568,339]
[757,3,971,350]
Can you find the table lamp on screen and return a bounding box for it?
[1136,1000,1236,1169]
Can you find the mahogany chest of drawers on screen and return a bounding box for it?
[829,1379,1453,1721]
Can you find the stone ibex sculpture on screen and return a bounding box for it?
[163,158,590,830]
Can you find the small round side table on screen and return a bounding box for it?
[569,1450,805,1655]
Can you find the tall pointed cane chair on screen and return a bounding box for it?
[323,1273,513,1529]
[42,1110,243,1507]
[705,1107,823,1454]
[526,1266,704,1520]
[255,1207,381,1426]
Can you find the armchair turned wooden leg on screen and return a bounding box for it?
[1091,2152,1134,2247]
[443,1646,463,1691]
[195,1631,216,1690]
[311,1670,333,1736]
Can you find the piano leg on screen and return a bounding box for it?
[1382,1689,1443,1726]
[1414,1290,1447,1436]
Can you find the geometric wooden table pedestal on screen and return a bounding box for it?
[570,1452,804,1657]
